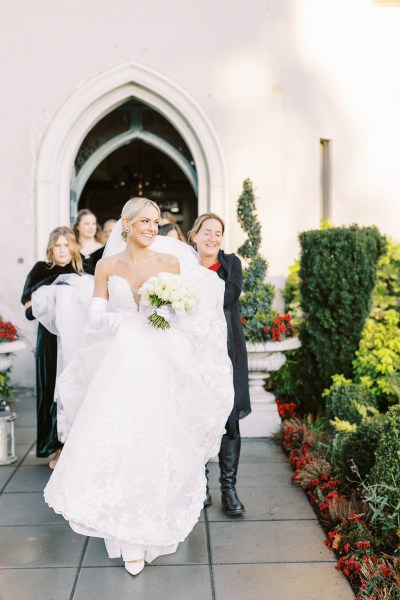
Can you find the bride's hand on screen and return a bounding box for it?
[155,305,176,325]
[89,297,122,333]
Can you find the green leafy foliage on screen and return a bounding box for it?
[282,259,303,327]
[333,419,383,487]
[0,369,14,401]
[371,238,400,315]
[353,310,400,409]
[371,405,400,508]
[297,225,386,413]
[323,375,378,426]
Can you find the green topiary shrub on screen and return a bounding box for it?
[371,405,400,507]
[236,179,276,343]
[323,375,378,426]
[297,225,386,413]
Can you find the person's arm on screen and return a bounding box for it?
[89,259,121,333]
[21,262,47,320]
[93,258,109,299]
[223,255,243,307]
[24,301,35,321]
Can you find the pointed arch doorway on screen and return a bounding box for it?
[74,98,198,234]
[35,62,228,259]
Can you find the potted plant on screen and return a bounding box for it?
[236,178,300,436]
[0,316,26,372]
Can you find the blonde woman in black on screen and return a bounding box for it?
[21,227,85,468]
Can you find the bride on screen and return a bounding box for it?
[44,197,234,576]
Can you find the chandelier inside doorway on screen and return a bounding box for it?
[112,163,169,199]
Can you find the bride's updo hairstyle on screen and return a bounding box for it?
[187,213,225,249]
[121,197,160,241]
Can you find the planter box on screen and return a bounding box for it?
[241,337,301,438]
[0,341,27,371]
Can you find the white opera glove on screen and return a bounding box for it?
[89,297,122,334]
[154,305,178,326]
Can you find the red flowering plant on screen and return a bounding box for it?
[278,413,400,597]
[0,317,19,343]
[240,311,297,344]
[276,399,298,420]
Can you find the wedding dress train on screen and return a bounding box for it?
[44,265,233,564]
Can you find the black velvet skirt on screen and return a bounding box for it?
[35,323,62,457]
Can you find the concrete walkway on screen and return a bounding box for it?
[0,389,354,600]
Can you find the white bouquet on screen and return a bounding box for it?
[139,272,200,330]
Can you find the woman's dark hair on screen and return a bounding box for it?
[158,222,186,242]
[73,209,103,243]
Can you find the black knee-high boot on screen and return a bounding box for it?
[219,433,245,516]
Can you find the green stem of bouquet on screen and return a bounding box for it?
[148,313,170,330]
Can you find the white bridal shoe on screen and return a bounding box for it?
[124,559,145,576]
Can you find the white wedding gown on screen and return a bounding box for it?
[44,266,234,564]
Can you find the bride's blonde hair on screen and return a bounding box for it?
[121,197,160,240]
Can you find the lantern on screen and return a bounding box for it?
[0,402,17,465]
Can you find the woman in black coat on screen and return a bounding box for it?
[21,226,86,467]
[188,213,251,515]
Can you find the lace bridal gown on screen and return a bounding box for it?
[44,249,234,564]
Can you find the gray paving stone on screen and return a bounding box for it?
[206,485,316,521]
[239,439,285,463]
[10,394,35,411]
[13,445,34,467]
[0,492,65,526]
[12,410,36,427]
[0,466,17,490]
[0,445,33,470]
[74,565,212,600]
[209,520,334,563]
[213,563,354,600]
[3,465,52,493]
[13,426,36,445]
[153,523,208,565]
[0,390,353,598]
[12,387,35,401]
[0,567,77,600]
[0,525,86,567]
[20,449,52,467]
[82,522,208,567]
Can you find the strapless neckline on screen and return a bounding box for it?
[108,274,138,294]
[108,275,140,305]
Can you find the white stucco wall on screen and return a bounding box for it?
[1,0,400,385]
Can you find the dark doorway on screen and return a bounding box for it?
[75,99,198,235]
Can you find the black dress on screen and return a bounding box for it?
[216,250,251,424]
[81,247,104,273]
[21,262,79,457]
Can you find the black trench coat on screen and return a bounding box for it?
[216,250,251,422]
